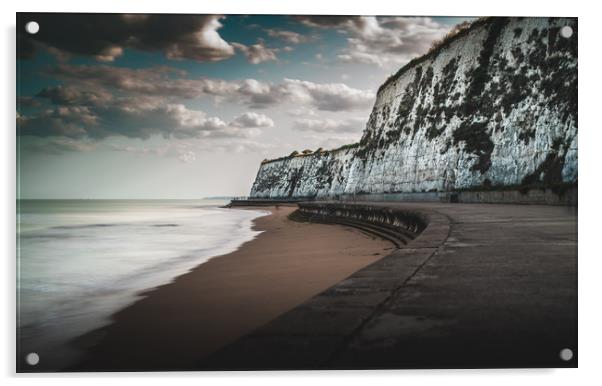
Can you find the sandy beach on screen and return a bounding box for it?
[73,205,392,371]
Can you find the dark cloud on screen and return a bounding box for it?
[17,96,41,108]
[17,106,96,137]
[36,85,113,106]
[293,16,361,29]
[17,13,235,62]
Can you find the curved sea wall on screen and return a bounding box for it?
[250,17,577,200]
[289,202,428,247]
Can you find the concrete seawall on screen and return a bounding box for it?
[289,202,430,247]
[204,201,577,369]
[231,186,577,207]
[338,186,577,206]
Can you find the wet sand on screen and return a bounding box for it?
[73,205,392,371]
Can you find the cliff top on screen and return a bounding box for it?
[260,143,359,165]
[376,17,492,95]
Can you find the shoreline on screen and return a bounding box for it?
[70,205,393,371]
[17,202,270,372]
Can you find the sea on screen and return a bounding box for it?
[16,199,269,370]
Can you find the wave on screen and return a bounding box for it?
[53,223,121,229]
[17,200,268,369]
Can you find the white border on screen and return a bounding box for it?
[3,1,600,385]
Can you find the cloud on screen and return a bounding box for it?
[19,137,97,155]
[229,112,274,128]
[232,40,278,64]
[46,65,200,99]
[17,96,41,107]
[265,29,311,44]
[281,79,374,111]
[293,16,360,29]
[44,64,375,111]
[18,13,235,62]
[36,85,113,106]
[18,96,272,140]
[195,78,374,111]
[17,106,97,137]
[294,16,451,68]
[292,117,366,133]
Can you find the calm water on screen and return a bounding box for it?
[17,199,268,369]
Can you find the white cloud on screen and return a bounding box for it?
[232,40,278,64]
[201,78,374,111]
[265,29,311,44]
[295,16,452,68]
[229,112,274,128]
[280,79,374,111]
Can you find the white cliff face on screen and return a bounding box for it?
[251,147,358,198]
[250,17,577,199]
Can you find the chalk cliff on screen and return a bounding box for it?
[250,17,577,199]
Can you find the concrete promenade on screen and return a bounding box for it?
[202,202,577,369]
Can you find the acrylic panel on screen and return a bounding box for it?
[16,13,577,372]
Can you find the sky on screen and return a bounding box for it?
[17,13,473,199]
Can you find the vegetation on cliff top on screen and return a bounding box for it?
[261,142,360,165]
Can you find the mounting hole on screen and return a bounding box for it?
[25,21,40,35]
[559,348,573,361]
[25,352,40,366]
[560,26,573,39]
